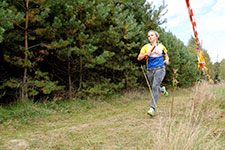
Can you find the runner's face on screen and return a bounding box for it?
[148,32,157,43]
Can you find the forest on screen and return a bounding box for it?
[0,0,224,104]
[0,1,224,149]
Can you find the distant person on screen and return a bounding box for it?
[137,30,169,116]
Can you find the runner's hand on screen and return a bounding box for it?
[164,59,169,65]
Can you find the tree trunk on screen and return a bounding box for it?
[22,0,29,99]
[68,56,73,98]
[78,55,82,91]
[78,13,83,92]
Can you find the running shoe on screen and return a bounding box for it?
[147,107,155,116]
[162,86,168,96]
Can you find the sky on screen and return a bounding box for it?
[146,0,225,63]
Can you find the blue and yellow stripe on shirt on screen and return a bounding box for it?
[140,43,167,69]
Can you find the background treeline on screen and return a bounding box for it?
[0,0,223,103]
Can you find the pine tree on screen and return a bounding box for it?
[1,0,202,102]
[0,1,23,42]
[159,31,198,86]
[1,0,63,101]
[219,59,225,80]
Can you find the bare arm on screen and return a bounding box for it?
[164,53,169,65]
[137,52,148,61]
[137,46,155,61]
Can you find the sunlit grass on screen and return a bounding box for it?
[0,81,224,149]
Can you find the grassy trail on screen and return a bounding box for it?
[0,82,224,150]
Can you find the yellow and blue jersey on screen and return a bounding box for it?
[140,43,167,69]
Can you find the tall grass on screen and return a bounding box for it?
[0,81,224,150]
[0,98,90,124]
[138,81,224,150]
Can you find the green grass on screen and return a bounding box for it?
[0,82,224,150]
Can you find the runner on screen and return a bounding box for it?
[137,30,169,116]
